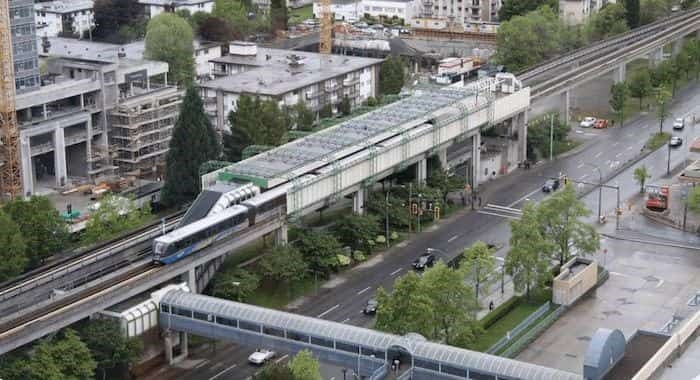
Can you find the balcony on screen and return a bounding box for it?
[343,77,359,86]
[306,91,320,100]
[324,83,340,92]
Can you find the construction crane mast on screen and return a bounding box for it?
[319,0,332,55]
[0,0,22,199]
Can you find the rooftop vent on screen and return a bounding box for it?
[229,41,257,56]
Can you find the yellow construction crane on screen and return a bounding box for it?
[318,0,332,55]
[0,0,22,199]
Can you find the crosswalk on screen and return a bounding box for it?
[478,204,523,219]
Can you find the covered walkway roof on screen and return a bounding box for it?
[160,290,580,380]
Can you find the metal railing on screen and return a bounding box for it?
[501,305,567,358]
[486,301,552,354]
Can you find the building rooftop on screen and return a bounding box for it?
[139,0,213,5]
[35,0,94,13]
[203,47,384,96]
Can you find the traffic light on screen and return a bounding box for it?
[616,208,622,216]
[433,206,440,220]
[411,202,418,216]
[563,175,569,185]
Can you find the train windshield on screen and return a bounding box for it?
[154,242,165,257]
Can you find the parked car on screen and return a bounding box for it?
[673,118,685,130]
[593,119,609,129]
[412,253,436,270]
[363,298,378,315]
[248,349,276,365]
[580,117,597,128]
[542,178,560,193]
[669,136,683,147]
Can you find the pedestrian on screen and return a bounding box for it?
[489,301,494,311]
[478,196,482,207]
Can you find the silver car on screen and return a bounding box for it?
[673,118,685,130]
[580,117,596,128]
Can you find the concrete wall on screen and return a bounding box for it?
[553,257,598,306]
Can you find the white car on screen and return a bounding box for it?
[580,117,597,128]
[248,349,276,365]
[669,136,683,147]
[673,118,685,130]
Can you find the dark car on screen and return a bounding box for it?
[363,299,378,315]
[412,253,436,270]
[542,178,560,193]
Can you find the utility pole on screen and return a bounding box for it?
[585,163,603,223]
[549,114,554,161]
[385,190,390,248]
[615,185,620,231]
[667,140,672,176]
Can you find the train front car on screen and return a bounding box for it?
[152,205,250,264]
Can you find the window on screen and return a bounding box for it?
[287,330,309,343]
[193,311,210,321]
[336,341,359,354]
[173,307,192,318]
[263,326,285,338]
[442,365,467,377]
[239,320,260,332]
[414,359,439,371]
[216,316,237,327]
[310,336,334,348]
[160,304,171,313]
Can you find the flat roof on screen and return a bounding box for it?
[202,47,383,96]
[218,86,476,187]
[35,0,94,13]
[139,0,212,5]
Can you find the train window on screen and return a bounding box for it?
[263,326,285,338]
[310,336,334,348]
[239,320,261,332]
[336,341,359,354]
[414,359,439,371]
[193,311,209,321]
[160,304,170,313]
[442,365,467,377]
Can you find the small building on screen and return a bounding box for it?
[553,257,598,306]
[194,40,225,79]
[560,0,615,24]
[34,0,95,39]
[412,0,501,30]
[361,0,416,24]
[139,0,215,18]
[202,42,384,132]
[313,0,362,22]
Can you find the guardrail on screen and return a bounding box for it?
[501,304,568,358]
[486,301,552,354]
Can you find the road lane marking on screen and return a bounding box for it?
[341,318,350,323]
[274,354,289,364]
[627,133,634,137]
[209,364,238,380]
[577,163,584,169]
[317,304,340,318]
[448,234,459,243]
[627,146,634,150]
[610,271,635,278]
[580,174,589,180]
[656,280,664,288]
[594,152,603,158]
[357,286,371,295]
[390,268,402,276]
[612,142,619,147]
[477,210,520,219]
[508,187,540,208]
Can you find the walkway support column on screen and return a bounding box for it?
[352,188,365,215]
[437,149,447,169]
[164,330,174,364]
[21,137,33,196]
[559,90,570,126]
[54,127,67,188]
[613,63,626,84]
[517,111,528,164]
[415,159,427,184]
[672,39,683,56]
[471,132,481,192]
[275,224,288,245]
[648,47,664,67]
[185,268,197,293]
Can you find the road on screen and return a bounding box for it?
[140,82,700,380]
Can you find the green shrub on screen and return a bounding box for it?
[376,235,386,244]
[366,96,378,107]
[337,254,352,266]
[353,250,367,261]
[390,231,399,240]
[481,296,522,329]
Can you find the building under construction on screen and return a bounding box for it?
[109,87,183,179]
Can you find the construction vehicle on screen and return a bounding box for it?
[645,184,669,212]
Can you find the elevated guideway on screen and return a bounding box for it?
[159,289,580,380]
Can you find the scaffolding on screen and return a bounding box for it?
[0,0,22,198]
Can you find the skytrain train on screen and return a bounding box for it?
[152,181,296,264]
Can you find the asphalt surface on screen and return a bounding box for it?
[139,82,700,380]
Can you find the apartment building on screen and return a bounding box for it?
[202,42,383,132]
[139,0,215,18]
[10,0,41,93]
[34,0,95,38]
[412,0,501,30]
[560,0,616,24]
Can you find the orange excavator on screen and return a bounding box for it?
[645,184,669,212]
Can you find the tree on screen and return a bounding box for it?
[213,0,256,37]
[270,0,288,32]
[427,168,464,203]
[287,350,322,380]
[587,3,629,41]
[162,86,221,207]
[681,0,699,9]
[259,245,308,284]
[379,55,405,95]
[609,82,629,127]
[333,213,380,253]
[295,230,343,276]
[339,96,352,116]
[319,103,333,118]
[198,16,238,41]
[4,195,69,267]
[459,241,496,301]
[293,101,315,131]
[507,203,551,300]
[685,39,700,80]
[655,84,672,134]
[537,184,600,266]
[144,13,195,85]
[259,99,287,146]
[79,319,141,380]
[230,96,287,146]
[494,6,567,72]
[211,268,260,302]
[0,210,27,282]
[365,96,379,107]
[83,195,151,245]
[640,0,671,25]
[674,49,693,80]
[688,186,700,213]
[624,0,641,28]
[628,69,652,110]
[93,0,144,42]
[498,0,558,21]
[222,126,253,163]
[634,166,651,193]
[254,362,294,380]
[375,272,432,335]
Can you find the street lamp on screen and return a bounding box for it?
[585,163,603,223]
[232,281,241,302]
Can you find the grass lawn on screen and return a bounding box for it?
[646,131,670,151]
[288,5,313,25]
[473,301,544,352]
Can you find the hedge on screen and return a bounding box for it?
[480,296,522,329]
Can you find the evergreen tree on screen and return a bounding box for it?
[293,101,315,131]
[624,0,640,28]
[162,87,221,207]
[379,55,405,95]
[339,96,352,116]
[222,125,253,162]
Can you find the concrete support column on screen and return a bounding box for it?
[352,188,365,215]
[146,75,151,90]
[672,39,683,56]
[42,104,48,120]
[517,111,528,164]
[613,63,626,84]
[180,332,188,358]
[648,47,664,68]
[54,128,67,188]
[471,132,481,191]
[185,267,197,293]
[437,149,447,169]
[20,137,33,197]
[559,90,570,126]
[275,224,288,245]
[164,330,174,364]
[416,159,427,184]
[80,93,85,109]
[164,330,188,364]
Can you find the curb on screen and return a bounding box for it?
[601,232,700,251]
